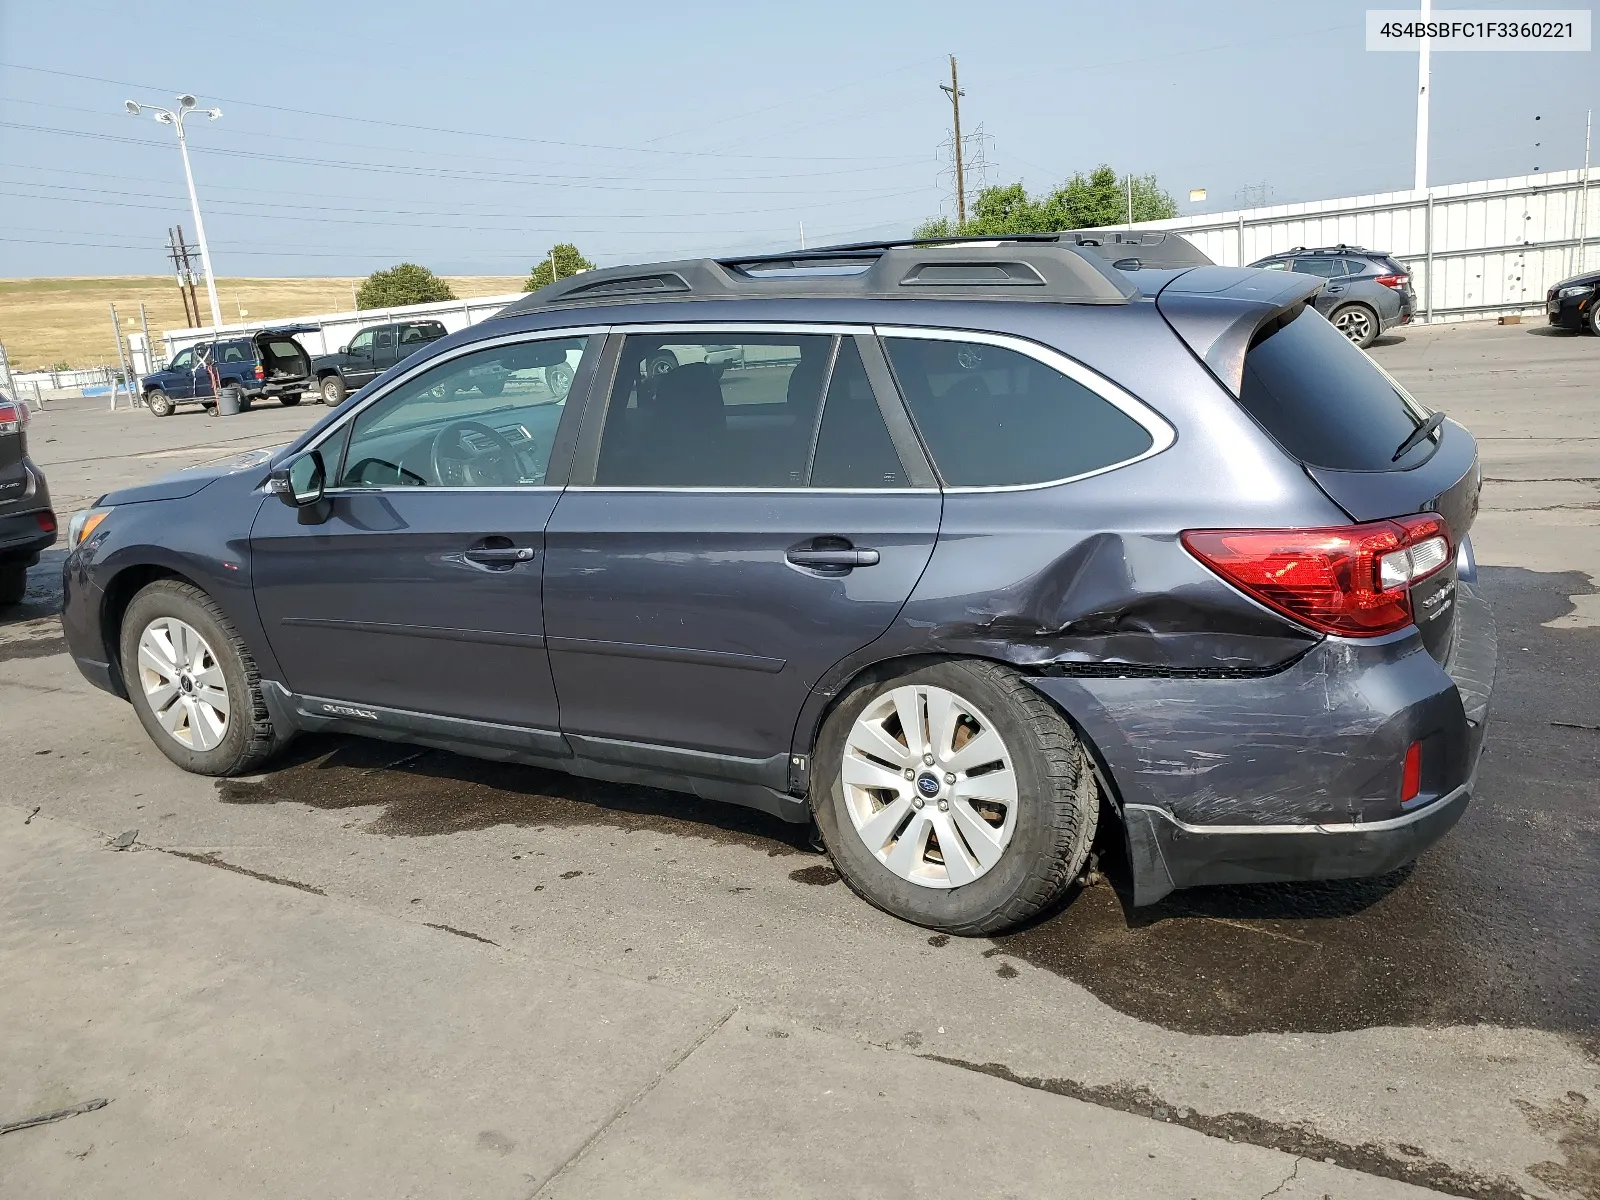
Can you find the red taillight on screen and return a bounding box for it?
[1400,741,1422,802]
[1375,273,1409,289]
[1181,515,1451,637]
[36,511,56,534]
[254,365,264,381]
[0,401,29,433]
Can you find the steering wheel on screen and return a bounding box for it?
[429,420,524,487]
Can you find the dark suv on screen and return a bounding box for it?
[141,327,315,417]
[1248,245,1416,348]
[59,235,1494,934]
[0,393,55,605]
[310,319,448,406]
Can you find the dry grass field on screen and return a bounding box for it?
[0,276,524,370]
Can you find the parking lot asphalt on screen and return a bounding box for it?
[3,323,1598,1199]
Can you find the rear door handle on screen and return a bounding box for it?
[786,547,880,568]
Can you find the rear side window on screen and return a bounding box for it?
[1239,308,1426,471]
[883,336,1154,487]
[1291,257,1347,278]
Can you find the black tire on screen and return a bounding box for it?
[278,392,302,407]
[648,350,678,377]
[119,579,282,777]
[146,388,174,417]
[813,658,1098,935]
[1330,303,1380,349]
[0,561,27,606]
[1587,304,1600,336]
[477,377,505,397]
[320,375,347,406]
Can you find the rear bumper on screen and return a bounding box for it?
[0,508,56,560]
[1028,581,1496,906]
[1123,774,1473,899]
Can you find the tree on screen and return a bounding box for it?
[523,243,596,292]
[913,166,1178,239]
[356,263,456,309]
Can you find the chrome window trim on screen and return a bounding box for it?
[318,485,567,497]
[872,324,1177,493]
[301,324,611,460]
[563,486,936,495]
[609,322,873,337]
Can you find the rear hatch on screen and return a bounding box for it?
[254,330,313,384]
[0,399,31,506]
[1234,305,1478,663]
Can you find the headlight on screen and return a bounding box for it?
[1557,284,1595,300]
[68,506,113,548]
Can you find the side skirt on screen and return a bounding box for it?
[260,682,810,825]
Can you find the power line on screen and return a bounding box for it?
[0,61,916,163]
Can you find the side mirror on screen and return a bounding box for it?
[270,449,325,508]
[338,344,349,355]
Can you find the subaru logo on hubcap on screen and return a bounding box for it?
[916,774,941,797]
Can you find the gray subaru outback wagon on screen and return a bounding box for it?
[60,232,1494,934]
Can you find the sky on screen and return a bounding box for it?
[0,0,1595,279]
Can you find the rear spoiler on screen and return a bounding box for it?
[258,324,321,336]
[1154,267,1324,395]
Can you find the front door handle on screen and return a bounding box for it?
[786,546,880,569]
[464,542,535,568]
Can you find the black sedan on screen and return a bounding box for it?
[1546,270,1600,334]
[0,392,55,605]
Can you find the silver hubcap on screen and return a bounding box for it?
[842,684,1018,889]
[137,617,230,751]
[1335,309,1373,341]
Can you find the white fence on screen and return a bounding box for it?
[1128,168,1596,321]
[12,365,119,391]
[158,292,524,368]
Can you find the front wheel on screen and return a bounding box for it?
[146,389,174,417]
[1330,303,1379,349]
[119,580,281,776]
[320,375,347,406]
[813,659,1097,935]
[544,361,575,400]
[1587,303,1600,336]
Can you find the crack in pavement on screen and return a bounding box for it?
[1259,1155,1303,1199]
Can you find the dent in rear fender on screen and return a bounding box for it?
[1025,631,1467,827]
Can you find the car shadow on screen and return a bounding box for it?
[219,731,822,857]
[1370,333,1407,347]
[1525,324,1582,337]
[0,547,67,628]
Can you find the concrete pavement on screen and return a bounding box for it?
[0,811,1446,1199]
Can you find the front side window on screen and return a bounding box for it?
[348,330,374,354]
[336,335,586,488]
[596,334,834,487]
[168,348,193,371]
[883,336,1155,487]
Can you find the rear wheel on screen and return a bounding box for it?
[0,562,27,606]
[320,375,347,405]
[146,389,174,417]
[278,392,302,407]
[1330,303,1379,348]
[648,350,678,377]
[120,580,280,776]
[813,659,1098,935]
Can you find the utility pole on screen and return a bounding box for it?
[799,220,806,250]
[168,227,195,327]
[1579,109,1592,275]
[1414,0,1432,192]
[1127,174,1134,228]
[177,225,201,328]
[941,55,967,227]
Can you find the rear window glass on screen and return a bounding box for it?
[884,336,1154,487]
[1239,308,1427,471]
[264,340,302,362]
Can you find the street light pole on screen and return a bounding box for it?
[126,95,224,330]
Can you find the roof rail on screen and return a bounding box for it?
[497,230,1211,317]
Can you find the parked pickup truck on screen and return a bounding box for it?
[310,319,448,406]
[141,327,316,417]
